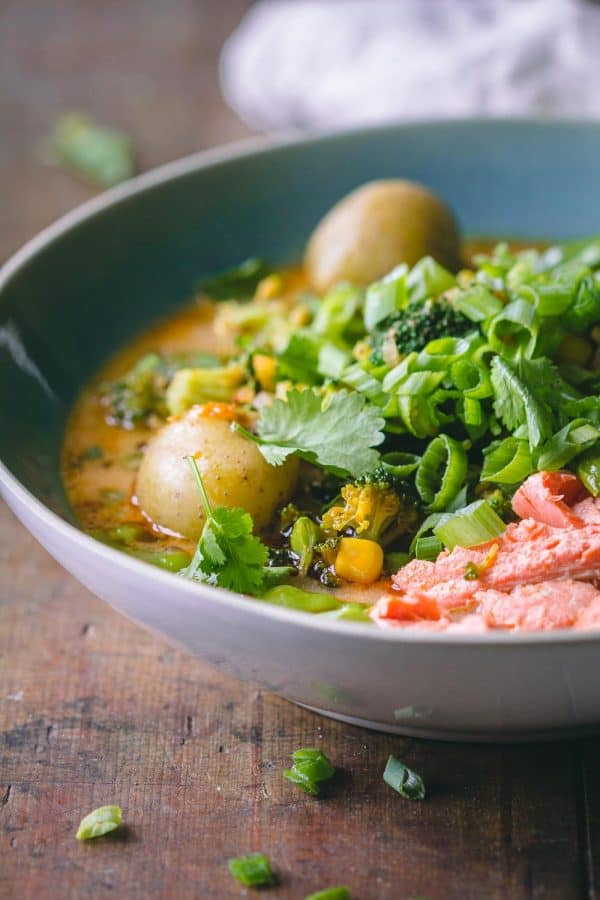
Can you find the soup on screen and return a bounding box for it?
[63,180,600,632]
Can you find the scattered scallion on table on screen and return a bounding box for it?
[383,755,426,800]
[284,748,335,796]
[305,888,351,900]
[75,805,122,840]
[227,852,274,887]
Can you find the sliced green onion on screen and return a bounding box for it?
[394,370,446,396]
[228,853,274,887]
[433,500,506,550]
[406,256,456,303]
[576,447,600,496]
[450,359,493,399]
[318,342,352,380]
[415,434,468,511]
[381,353,419,392]
[413,535,443,560]
[396,395,440,439]
[261,585,340,613]
[284,748,335,796]
[339,363,387,402]
[537,420,599,471]
[320,603,373,623]
[564,275,600,333]
[383,755,425,800]
[384,551,411,572]
[481,437,533,484]
[364,265,408,330]
[313,283,364,339]
[48,114,134,187]
[305,888,351,900]
[453,284,503,321]
[131,547,192,572]
[290,517,322,576]
[486,298,539,359]
[76,805,122,840]
[292,748,335,781]
[380,451,420,479]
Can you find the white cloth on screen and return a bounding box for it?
[220,0,600,131]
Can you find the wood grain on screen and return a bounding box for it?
[1,2,599,898]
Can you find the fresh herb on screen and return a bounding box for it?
[464,561,480,580]
[284,748,336,796]
[47,114,134,188]
[235,389,385,478]
[180,457,273,595]
[227,852,274,887]
[75,805,122,840]
[383,755,425,800]
[200,258,272,300]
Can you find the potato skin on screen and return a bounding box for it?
[305,179,461,292]
[135,409,299,540]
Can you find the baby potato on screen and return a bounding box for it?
[305,179,461,292]
[135,408,298,540]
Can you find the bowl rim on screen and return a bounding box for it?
[3,116,600,648]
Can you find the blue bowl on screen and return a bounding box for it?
[3,120,600,741]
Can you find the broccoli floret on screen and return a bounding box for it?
[369,297,473,365]
[321,472,419,546]
[101,350,223,427]
[473,483,517,522]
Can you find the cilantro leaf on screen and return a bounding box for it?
[181,458,270,595]
[490,357,554,450]
[245,389,385,478]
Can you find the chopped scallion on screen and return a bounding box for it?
[383,755,425,800]
[227,852,274,887]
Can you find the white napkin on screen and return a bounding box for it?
[220,0,600,131]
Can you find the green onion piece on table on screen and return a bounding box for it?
[48,114,134,188]
[284,748,335,796]
[76,805,122,840]
[383,755,426,800]
[305,888,351,900]
[228,852,274,887]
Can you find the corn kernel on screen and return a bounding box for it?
[334,537,384,584]
[252,354,277,392]
[255,274,283,301]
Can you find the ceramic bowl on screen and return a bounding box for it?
[3,121,600,742]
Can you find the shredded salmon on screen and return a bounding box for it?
[373,471,600,632]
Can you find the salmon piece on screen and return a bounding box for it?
[391,519,600,613]
[572,496,600,526]
[511,471,589,528]
[373,590,442,623]
[477,580,600,631]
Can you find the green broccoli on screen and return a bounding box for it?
[369,297,473,365]
[321,467,419,546]
[101,350,222,427]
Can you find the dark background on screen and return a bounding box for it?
[1,2,599,898]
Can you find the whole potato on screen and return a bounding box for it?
[305,179,461,292]
[135,408,299,540]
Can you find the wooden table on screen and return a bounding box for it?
[1,3,599,897]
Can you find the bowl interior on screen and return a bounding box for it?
[2,120,600,520]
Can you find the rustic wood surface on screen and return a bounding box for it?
[1,2,599,898]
